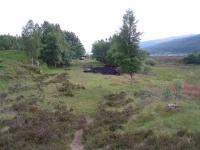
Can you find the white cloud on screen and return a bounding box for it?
[0,0,200,51]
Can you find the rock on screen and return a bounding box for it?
[167,103,177,109]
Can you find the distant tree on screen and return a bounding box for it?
[22,20,41,65]
[40,21,71,67]
[92,39,111,63]
[183,53,200,64]
[108,9,145,80]
[63,31,85,59]
[0,35,22,50]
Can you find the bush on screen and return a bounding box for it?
[47,72,69,84]
[21,64,41,74]
[145,58,157,66]
[183,53,200,64]
[162,84,171,100]
[162,79,184,100]
[103,92,132,107]
[134,90,153,99]
[172,79,183,98]
[142,65,152,75]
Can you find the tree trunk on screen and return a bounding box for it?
[31,57,34,66]
[130,72,134,85]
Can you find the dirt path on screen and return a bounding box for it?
[71,129,84,150]
[70,118,93,150]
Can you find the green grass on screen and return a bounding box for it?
[1,50,200,149]
[125,100,200,134]
[152,65,200,84]
[0,50,28,89]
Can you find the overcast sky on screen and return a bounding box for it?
[0,0,200,52]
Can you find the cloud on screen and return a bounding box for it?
[0,0,200,51]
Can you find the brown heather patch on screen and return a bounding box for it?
[183,84,200,97]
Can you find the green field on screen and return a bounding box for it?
[1,50,200,149]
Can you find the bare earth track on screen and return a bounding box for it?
[71,129,84,150]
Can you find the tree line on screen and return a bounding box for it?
[92,9,147,79]
[0,35,23,50]
[183,52,200,64]
[0,20,85,67]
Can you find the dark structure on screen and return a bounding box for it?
[83,65,120,75]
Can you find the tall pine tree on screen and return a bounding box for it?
[108,9,145,81]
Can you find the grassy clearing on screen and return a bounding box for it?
[0,50,28,90]
[1,50,200,149]
[153,65,200,84]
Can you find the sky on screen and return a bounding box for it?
[0,0,200,52]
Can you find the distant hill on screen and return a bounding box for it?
[140,34,200,55]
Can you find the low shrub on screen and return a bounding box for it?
[172,79,184,98]
[145,58,157,66]
[8,83,32,93]
[0,92,7,100]
[47,72,69,84]
[142,65,153,75]
[110,130,200,150]
[0,108,86,150]
[58,80,74,96]
[83,92,134,149]
[134,90,153,99]
[183,53,200,64]
[58,80,85,97]
[21,64,41,74]
[103,92,132,107]
[11,100,38,112]
[162,79,184,100]
[162,84,171,100]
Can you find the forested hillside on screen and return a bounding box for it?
[141,34,200,55]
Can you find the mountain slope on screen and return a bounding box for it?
[140,35,190,48]
[141,34,200,54]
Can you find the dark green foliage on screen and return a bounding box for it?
[63,31,85,59]
[0,20,86,68]
[183,53,200,64]
[92,39,111,63]
[22,20,41,65]
[40,22,85,67]
[40,21,71,67]
[108,9,145,77]
[0,35,22,50]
